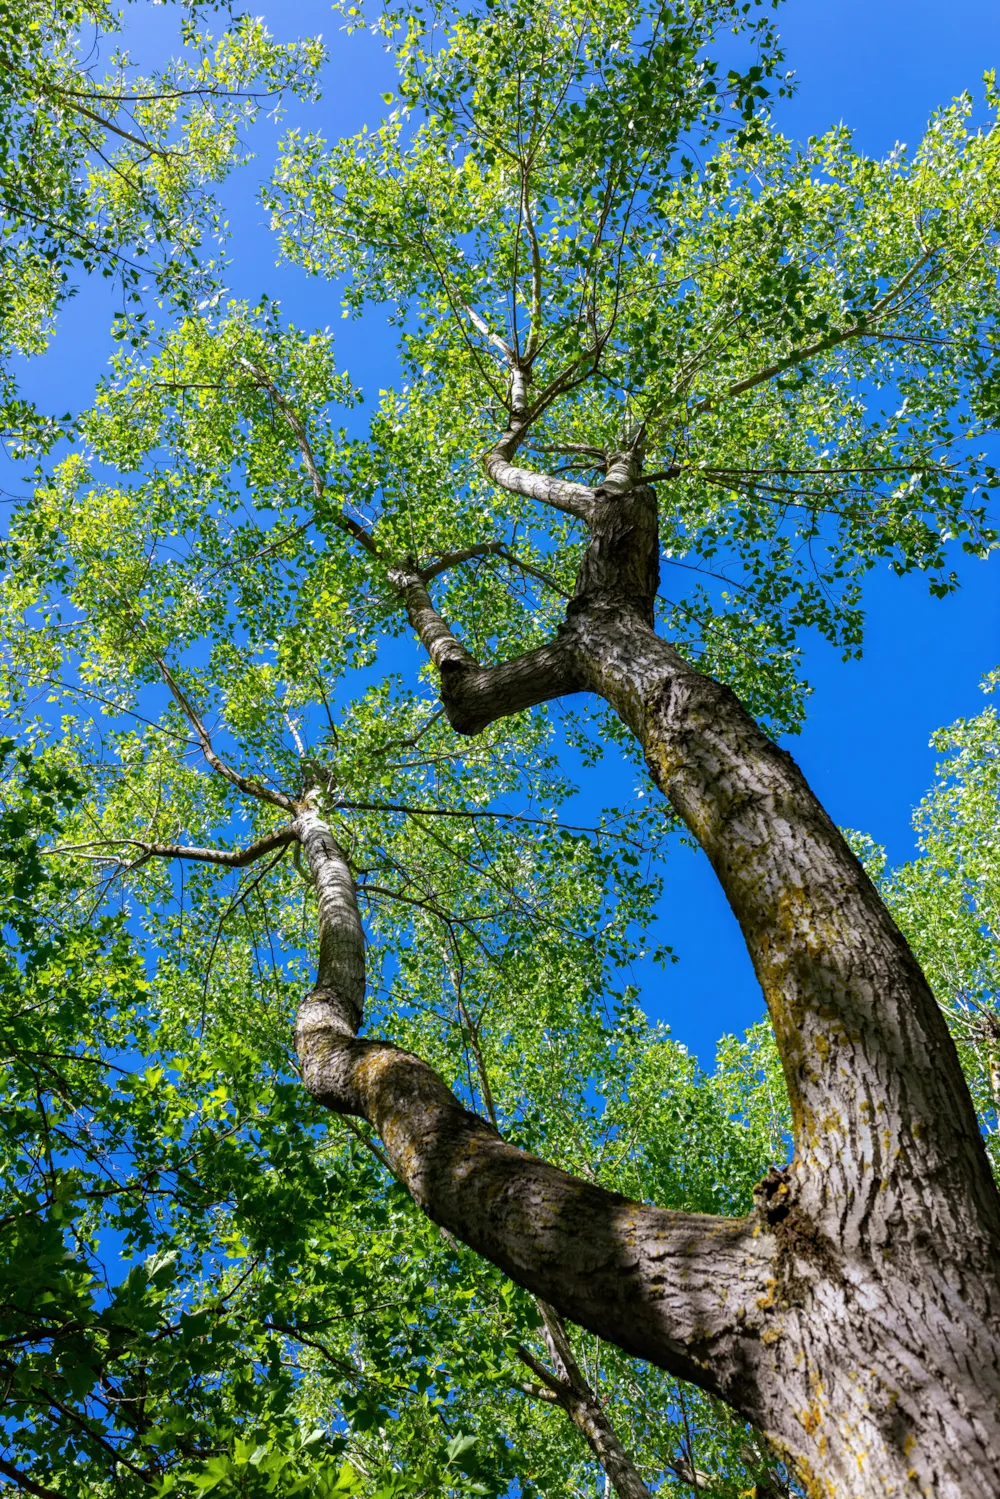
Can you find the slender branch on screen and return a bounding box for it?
[527,442,608,461]
[236,359,381,560]
[46,826,297,869]
[369,707,444,757]
[690,247,940,418]
[154,657,295,813]
[515,1342,569,1400]
[421,540,570,597]
[63,100,175,159]
[521,173,544,362]
[694,462,953,478]
[464,301,515,363]
[513,1306,655,1499]
[203,523,310,582]
[38,677,197,745]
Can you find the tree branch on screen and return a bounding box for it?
[236,358,381,560]
[0,1457,69,1499]
[690,247,941,418]
[48,827,297,869]
[567,607,1000,1259]
[293,810,776,1406]
[387,562,479,676]
[421,541,570,597]
[63,100,175,160]
[154,657,295,814]
[484,436,598,524]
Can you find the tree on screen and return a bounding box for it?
[0,0,322,450]
[3,0,1000,1494]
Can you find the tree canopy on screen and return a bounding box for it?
[1,2,999,1496]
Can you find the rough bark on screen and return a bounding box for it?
[293,823,776,1385]
[290,444,1000,1498]
[570,609,1000,1495]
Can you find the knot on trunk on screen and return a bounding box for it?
[754,1166,842,1312]
[754,1166,795,1226]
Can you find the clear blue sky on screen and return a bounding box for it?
[7,0,1000,1064]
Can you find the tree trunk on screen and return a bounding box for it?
[291,448,1000,1498]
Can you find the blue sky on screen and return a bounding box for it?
[7,0,1000,1064]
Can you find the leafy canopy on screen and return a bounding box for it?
[0,0,322,450]
[1,0,1000,1495]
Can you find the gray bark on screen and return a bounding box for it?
[292,444,1000,1498]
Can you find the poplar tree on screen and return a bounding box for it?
[4,1,1000,1495]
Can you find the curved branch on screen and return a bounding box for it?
[437,637,587,736]
[293,810,776,1409]
[484,443,598,524]
[236,358,381,560]
[388,563,478,675]
[389,560,582,734]
[567,608,1000,1258]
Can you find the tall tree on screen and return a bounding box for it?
[3,0,1000,1495]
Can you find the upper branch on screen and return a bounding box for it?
[421,541,570,597]
[156,657,296,814]
[689,247,941,419]
[237,358,381,560]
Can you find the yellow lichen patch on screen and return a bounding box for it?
[756,1279,778,1311]
[795,1455,839,1499]
[801,1406,821,1437]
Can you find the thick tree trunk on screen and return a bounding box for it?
[292,452,1000,1497]
[294,795,1000,1495]
[569,607,1000,1496]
